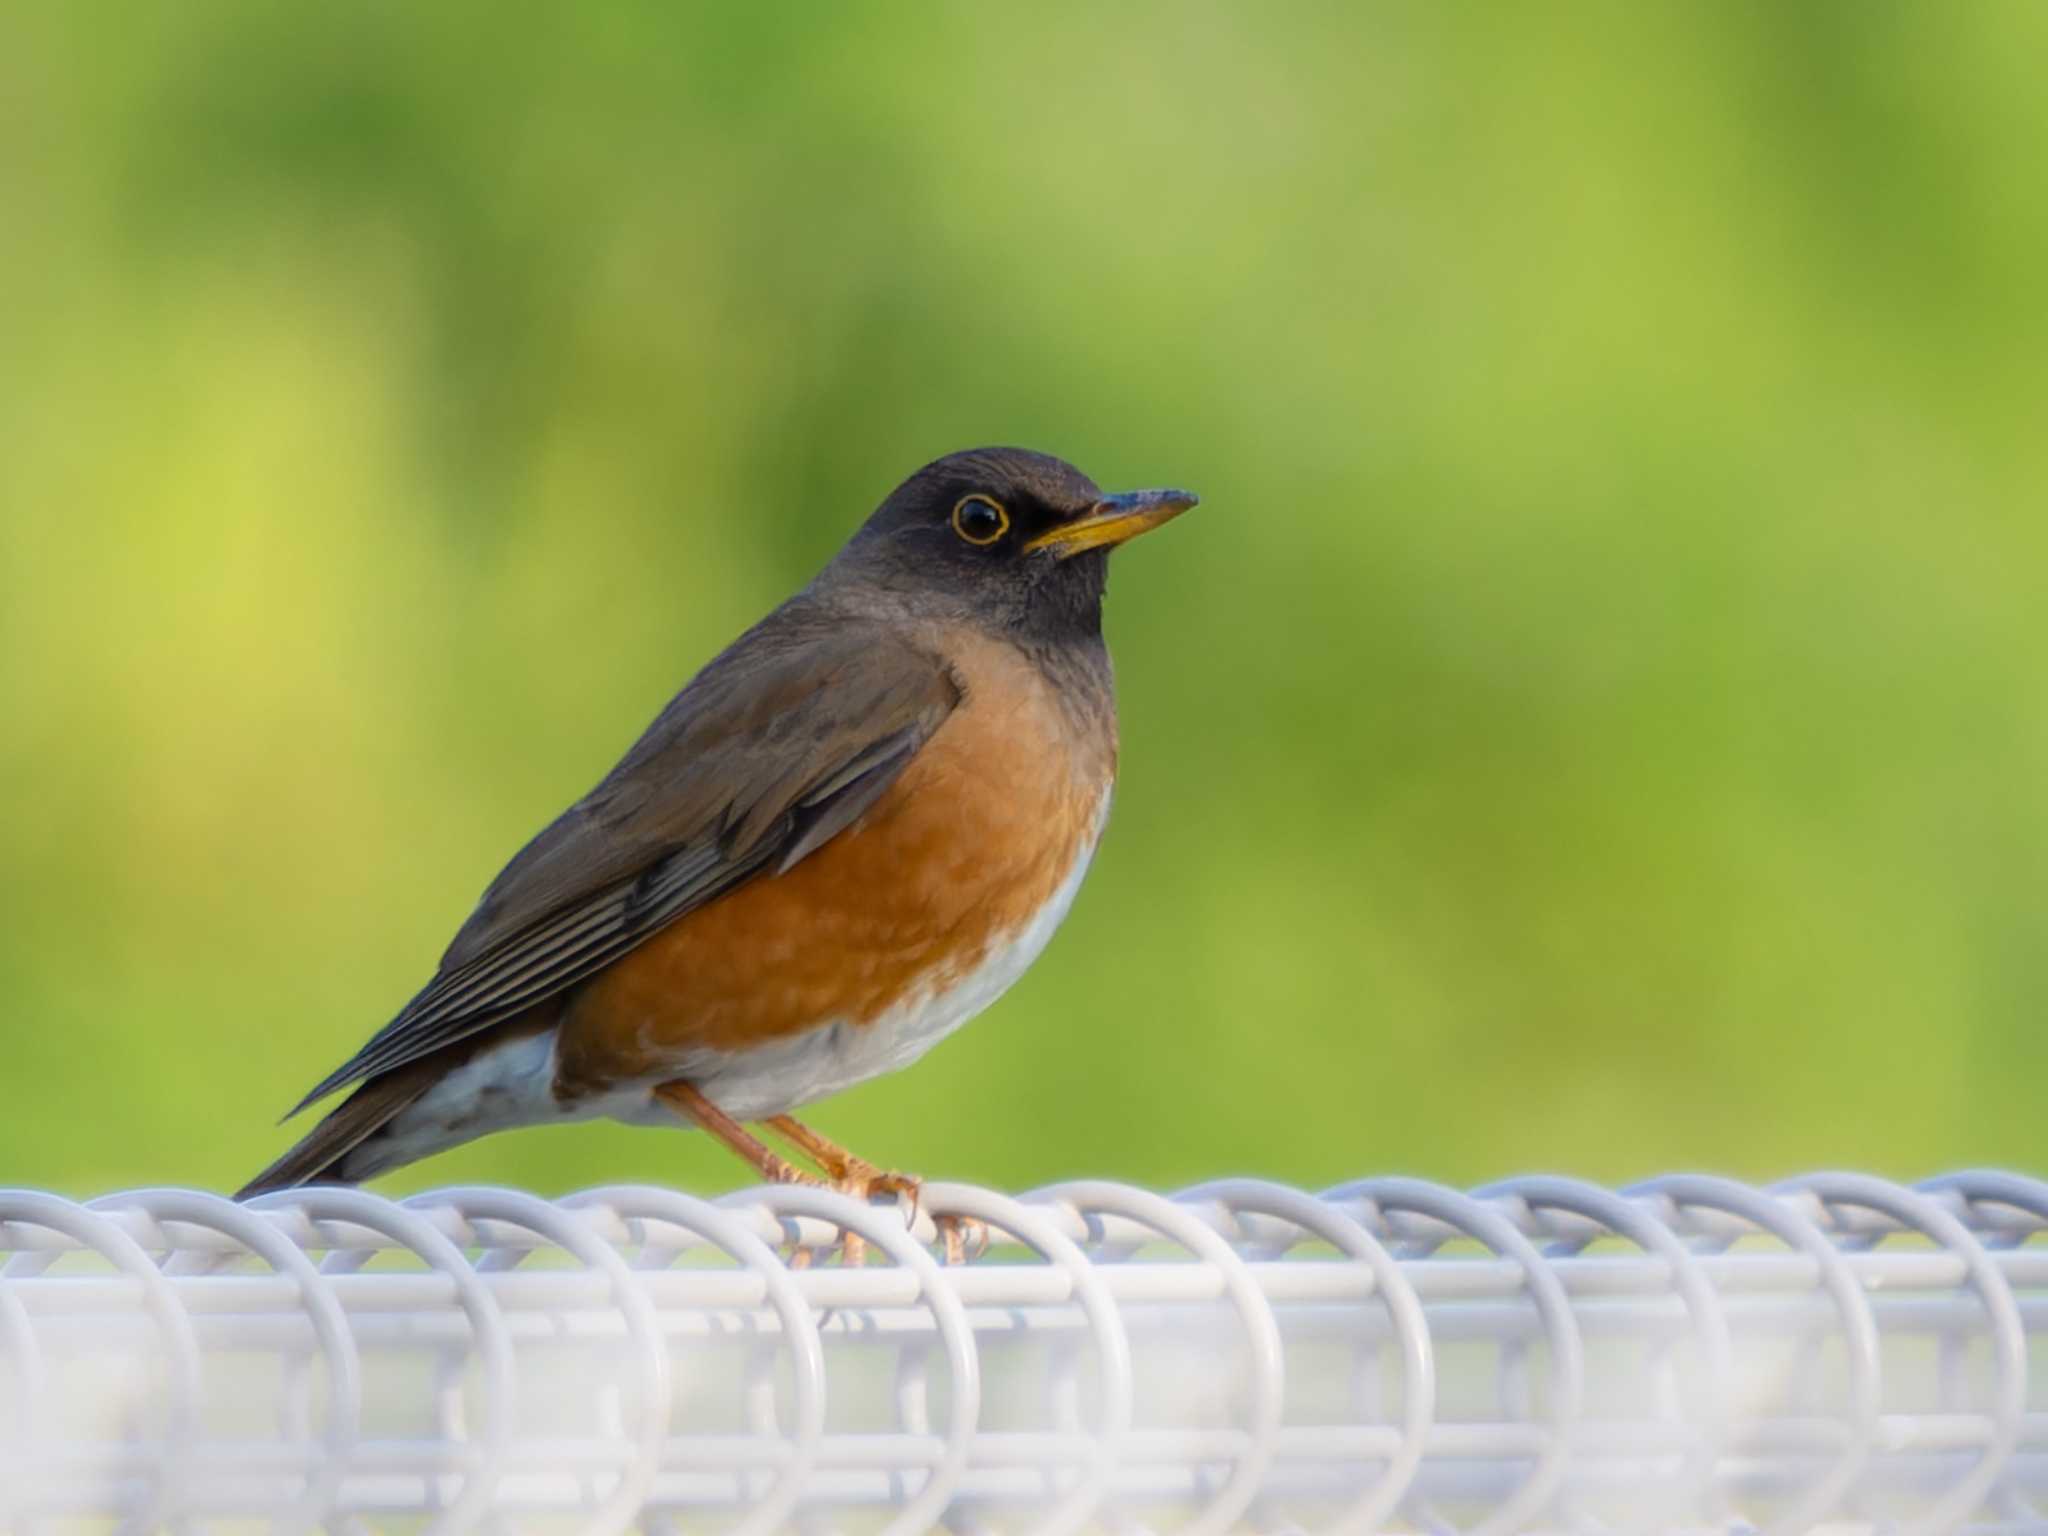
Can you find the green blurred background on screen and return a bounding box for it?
[3,4,2043,1198]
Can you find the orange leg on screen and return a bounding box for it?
[654,1081,819,1186]
[765,1115,919,1200]
[656,1086,982,1266]
[767,1114,989,1265]
[656,1082,884,1266]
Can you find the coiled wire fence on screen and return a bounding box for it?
[3,1172,2047,1534]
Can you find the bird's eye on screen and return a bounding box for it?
[951,494,1010,546]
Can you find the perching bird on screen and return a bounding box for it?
[240,448,1196,1214]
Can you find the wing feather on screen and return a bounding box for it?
[285,622,958,1116]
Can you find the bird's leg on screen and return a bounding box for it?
[761,1114,900,1270]
[654,1081,820,1186]
[764,1114,919,1203]
[765,1113,988,1265]
[654,1082,883,1267]
[940,1214,992,1266]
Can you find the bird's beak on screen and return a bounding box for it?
[1023,488,1200,559]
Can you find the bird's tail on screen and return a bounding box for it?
[235,1067,436,1201]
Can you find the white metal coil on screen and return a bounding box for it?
[3,1171,2046,1533]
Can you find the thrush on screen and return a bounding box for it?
[239,448,1196,1233]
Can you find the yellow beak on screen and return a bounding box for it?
[1023,488,1200,559]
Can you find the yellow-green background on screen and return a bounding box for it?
[3,4,2043,1198]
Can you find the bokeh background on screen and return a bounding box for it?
[4,4,2044,1198]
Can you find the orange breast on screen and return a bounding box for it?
[553,635,1112,1095]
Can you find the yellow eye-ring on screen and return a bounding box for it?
[951,494,1010,546]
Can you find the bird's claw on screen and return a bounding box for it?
[860,1169,924,1223]
[760,1166,921,1268]
[935,1212,990,1265]
[826,1167,921,1266]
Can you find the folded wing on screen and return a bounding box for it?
[286,622,959,1114]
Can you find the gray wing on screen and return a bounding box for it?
[287,624,958,1115]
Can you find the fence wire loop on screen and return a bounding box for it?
[918,1180,1133,1536]
[1181,1178,1433,1536]
[96,1187,364,1532]
[248,1184,516,1535]
[723,1182,981,1536]
[1034,1179,1286,1536]
[2,1170,2045,1533]
[1625,1173,1881,1536]
[1328,1177,1584,1536]
[569,1184,829,1536]
[1774,1172,2026,1535]
[1476,1174,1730,1528]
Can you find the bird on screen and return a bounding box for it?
[239,447,1197,1235]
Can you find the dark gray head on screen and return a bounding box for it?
[818,447,1198,644]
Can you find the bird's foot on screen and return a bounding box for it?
[760,1114,929,1264]
[743,1156,830,1267]
[839,1163,922,1215]
[653,1085,878,1266]
[754,1159,921,1268]
[815,1161,987,1264]
[935,1212,990,1266]
[823,1166,923,1268]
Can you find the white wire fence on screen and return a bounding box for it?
[3,1171,2046,1533]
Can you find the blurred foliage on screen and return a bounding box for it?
[3,3,2045,1198]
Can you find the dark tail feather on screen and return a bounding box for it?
[236,1068,435,1200]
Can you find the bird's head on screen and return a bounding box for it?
[824,447,1198,641]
